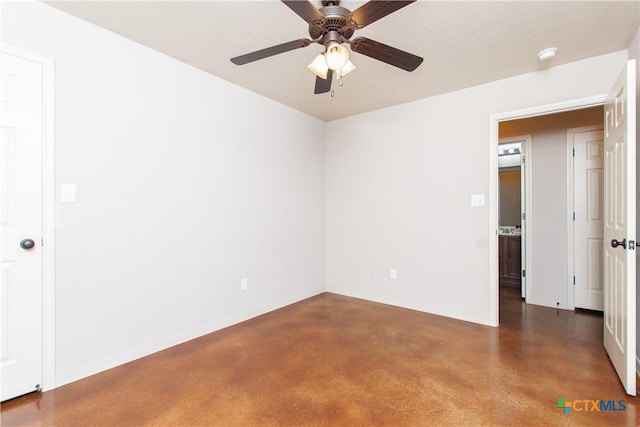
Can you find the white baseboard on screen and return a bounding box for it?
[56,290,323,387]
[326,288,493,327]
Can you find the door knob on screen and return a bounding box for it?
[20,238,35,250]
[611,238,627,249]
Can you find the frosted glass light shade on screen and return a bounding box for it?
[337,60,356,78]
[307,54,329,79]
[325,42,349,70]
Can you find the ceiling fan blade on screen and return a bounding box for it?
[281,0,326,26]
[231,39,311,65]
[314,70,333,94]
[348,0,416,29]
[350,37,423,71]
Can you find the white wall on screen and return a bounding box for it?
[326,51,628,325]
[2,1,326,386]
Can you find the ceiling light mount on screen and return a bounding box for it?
[308,4,353,40]
[537,47,558,62]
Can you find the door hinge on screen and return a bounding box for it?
[573,147,576,157]
[521,155,526,164]
[522,270,526,278]
[573,212,576,221]
[573,276,576,285]
[629,240,636,250]
[521,212,526,221]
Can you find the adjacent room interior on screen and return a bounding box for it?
[1,0,640,424]
[498,106,604,310]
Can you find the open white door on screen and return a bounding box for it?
[1,50,44,401]
[603,59,636,396]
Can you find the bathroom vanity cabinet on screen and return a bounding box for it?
[499,235,521,286]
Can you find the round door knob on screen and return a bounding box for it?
[20,239,35,250]
[611,238,627,249]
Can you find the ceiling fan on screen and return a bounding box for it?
[230,0,423,94]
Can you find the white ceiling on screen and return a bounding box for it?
[46,0,639,122]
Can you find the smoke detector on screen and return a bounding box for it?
[537,47,558,62]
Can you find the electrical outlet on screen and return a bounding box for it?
[368,269,375,278]
[241,278,248,291]
[390,269,397,280]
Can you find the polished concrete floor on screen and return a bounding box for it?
[1,288,638,426]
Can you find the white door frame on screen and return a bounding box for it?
[2,44,56,392]
[566,125,605,311]
[489,94,606,326]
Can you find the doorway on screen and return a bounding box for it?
[497,136,529,300]
[488,95,607,326]
[496,106,604,313]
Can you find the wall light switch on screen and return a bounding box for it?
[471,194,485,207]
[60,184,76,202]
[241,278,248,291]
[390,269,397,280]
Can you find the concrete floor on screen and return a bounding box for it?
[1,287,638,426]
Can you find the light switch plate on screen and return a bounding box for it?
[471,194,485,207]
[60,184,76,202]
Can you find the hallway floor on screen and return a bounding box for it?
[1,289,638,426]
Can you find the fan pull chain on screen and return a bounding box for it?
[331,89,335,97]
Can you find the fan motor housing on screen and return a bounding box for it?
[308,5,354,40]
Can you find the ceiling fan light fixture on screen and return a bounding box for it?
[230,0,424,95]
[308,53,329,79]
[336,60,356,78]
[325,41,349,70]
